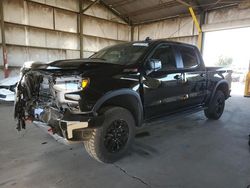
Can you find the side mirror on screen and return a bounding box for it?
[148,59,162,71]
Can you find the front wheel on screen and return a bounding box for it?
[204,90,225,120]
[84,107,135,163]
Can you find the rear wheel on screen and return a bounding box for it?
[84,106,135,163]
[204,90,225,120]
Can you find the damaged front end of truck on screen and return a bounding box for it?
[14,61,103,143]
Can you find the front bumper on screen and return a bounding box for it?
[34,109,103,142]
[61,120,88,139]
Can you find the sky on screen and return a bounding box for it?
[202,27,250,70]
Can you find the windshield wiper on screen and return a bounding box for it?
[89,58,107,61]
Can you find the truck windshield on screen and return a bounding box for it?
[90,42,149,65]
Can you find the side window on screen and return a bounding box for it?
[151,46,176,71]
[179,46,198,69]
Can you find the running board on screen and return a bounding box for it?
[144,106,206,126]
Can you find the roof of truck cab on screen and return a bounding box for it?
[131,39,198,48]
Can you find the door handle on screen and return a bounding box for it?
[174,74,182,80]
[200,73,205,77]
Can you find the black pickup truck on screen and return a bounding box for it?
[14,39,232,163]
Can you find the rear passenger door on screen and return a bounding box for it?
[177,45,207,107]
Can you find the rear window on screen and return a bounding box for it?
[179,46,198,69]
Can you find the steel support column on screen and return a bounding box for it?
[79,0,100,58]
[130,26,134,41]
[129,19,134,41]
[189,7,203,50]
[0,0,8,78]
[199,11,205,54]
[79,0,83,59]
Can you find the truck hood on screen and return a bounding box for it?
[23,59,131,76]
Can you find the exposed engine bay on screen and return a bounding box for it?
[14,70,88,139]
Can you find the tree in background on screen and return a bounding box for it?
[216,55,233,67]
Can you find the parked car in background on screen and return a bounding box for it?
[0,76,19,102]
[232,70,246,82]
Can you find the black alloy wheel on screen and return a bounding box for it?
[104,119,129,153]
[204,90,225,120]
[84,106,135,163]
[215,97,225,116]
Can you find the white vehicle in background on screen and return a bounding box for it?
[0,76,19,102]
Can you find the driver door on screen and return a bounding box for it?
[143,44,187,119]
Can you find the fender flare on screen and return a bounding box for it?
[92,89,143,126]
[208,80,229,105]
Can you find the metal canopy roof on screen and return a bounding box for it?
[100,0,245,25]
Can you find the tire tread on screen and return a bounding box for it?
[204,90,225,120]
[84,106,135,163]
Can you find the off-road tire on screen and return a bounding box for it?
[84,106,135,163]
[204,90,225,120]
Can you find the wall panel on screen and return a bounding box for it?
[203,6,250,32]
[135,16,198,45]
[83,51,94,58]
[28,27,47,47]
[30,0,79,12]
[46,49,66,61]
[54,9,78,33]
[4,24,79,50]
[6,46,29,66]
[117,24,131,41]
[45,30,79,50]
[27,1,54,29]
[207,6,250,24]
[5,45,67,66]
[83,35,121,53]
[3,0,25,24]
[66,50,80,59]
[5,24,26,46]
[83,16,120,40]
[58,32,79,50]
[1,0,131,71]
[45,0,79,12]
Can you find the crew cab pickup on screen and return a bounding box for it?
[14,39,232,163]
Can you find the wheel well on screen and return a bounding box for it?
[217,83,229,99]
[97,95,143,127]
